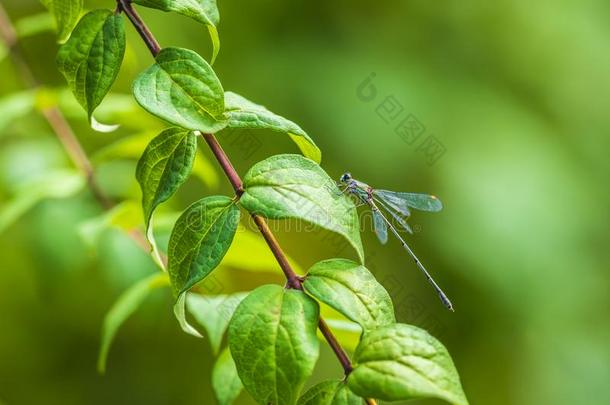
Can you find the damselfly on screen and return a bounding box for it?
[339,172,453,311]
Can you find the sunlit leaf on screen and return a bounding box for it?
[77,200,143,247]
[133,0,220,63]
[0,90,36,134]
[0,169,84,234]
[40,0,83,43]
[212,347,244,405]
[14,12,55,38]
[240,154,364,262]
[348,323,468,405]
[228,285,320,404]
[303,259,394,331]
[224,91,321,163]
[56,10,126,120]
[187,292,247,355]
[133,47,227,133]
[97,272,169,374]
[298,380,363,405]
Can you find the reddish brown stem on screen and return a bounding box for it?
[118,1,360,377]
[117,0,161,56]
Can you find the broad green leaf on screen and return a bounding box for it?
[303,259,394,331]
[212,347,244,405]
[97,272,169,374]
[298,380,363,405]
[0,90,36,134]
[224,91,321,163]
[0,169,84,234]
[229,285,320,405]
[240,154,364,262]
[133,0,220,63]
[168,195,240,296]
[136,127,198,231]
[348,323,468,405]
[187,292,247,355]
[56,10,126,120]
[15,13,55,38]
[133,47,227,133]
[40,0,83,43]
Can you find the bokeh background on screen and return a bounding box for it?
[1,0,609,404]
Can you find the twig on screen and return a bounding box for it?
[118,0,360,378]
[0,3,160,258]
[0,3,113,209]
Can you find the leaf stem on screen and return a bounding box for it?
[118,0,360,379]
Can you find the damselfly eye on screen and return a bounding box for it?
[339,172,352,182]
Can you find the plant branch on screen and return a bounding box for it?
[118,0,362,380]
[0,3,158,260]
[0,3,113,210]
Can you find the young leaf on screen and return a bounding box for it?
[0,169,84,234]
[224,91,321,163]
[168,195,240,296]
[136,127,198,231]
[240,154,364,262]
[14,12,55,38]
[228,285,320,405]
[303,259,394,331]
[132,0,220,63]
[97,272,169,374]
[0,90,36,134]
[56,9,126,120]
[40,0,83,43]
[347,323,469,405]
[298,380,363,405]
[187,292,247,355]
[133,47,228,133]
[212,347,244,405]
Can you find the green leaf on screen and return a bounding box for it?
[240,154,364,262]
[228,285,320,405]
[97,272,169,374]
[224,91,321,163]
[298,380,363,405]
[0,90,36,134]
[174,292,202,337]
[212,347,244,405]
[133,0,220,63]
[168,195,240,296]
[0,169,84,234]
[77,200,143,247]
[347,323,468,405]
[56,9,126,120]
[133,47,227,133]
[15,12,55,38]
[187,292,247,355]
[136,127,198,231]
[40,0,83,43]
[303,259,394,331]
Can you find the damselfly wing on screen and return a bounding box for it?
[339,172,453,311]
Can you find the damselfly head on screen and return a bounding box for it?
[339,172,352,183]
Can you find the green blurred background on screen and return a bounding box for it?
[1,0,609,404]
